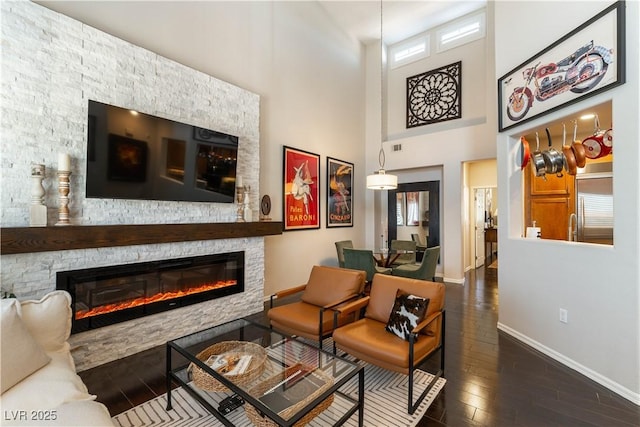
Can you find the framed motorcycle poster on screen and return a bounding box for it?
[326,157,353,228]
[498,1,625,132]
[283,146,320,231]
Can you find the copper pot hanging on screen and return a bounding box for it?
[561,123,577,175]
[572,120,587,168]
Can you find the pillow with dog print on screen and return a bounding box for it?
[385,290,429,341]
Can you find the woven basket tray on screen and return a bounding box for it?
[245,364,334,427]
[190,341,267,392]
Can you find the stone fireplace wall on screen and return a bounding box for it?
[4,238,265,371]
[1,2,263,371]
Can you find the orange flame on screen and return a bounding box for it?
[75,280,237,320]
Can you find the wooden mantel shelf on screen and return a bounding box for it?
[1,222,283,255]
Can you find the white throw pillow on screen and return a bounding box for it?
[1,299,51,393]
[19,290,72,352]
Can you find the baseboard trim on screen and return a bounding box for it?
[497,322,640,406]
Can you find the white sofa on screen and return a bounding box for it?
[1,291,114,426]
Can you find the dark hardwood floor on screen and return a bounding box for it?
[80,263,640,426]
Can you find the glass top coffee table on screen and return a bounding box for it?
[166,318,364,426]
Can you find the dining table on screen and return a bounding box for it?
[373,251,402,268]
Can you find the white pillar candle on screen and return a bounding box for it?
[58,153,71,171]
[236,175,243,188]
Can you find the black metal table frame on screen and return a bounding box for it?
[166,318,364,427]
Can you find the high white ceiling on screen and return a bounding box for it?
[318,0,486,46]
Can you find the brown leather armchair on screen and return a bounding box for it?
[332,274,445,414]
[267,265,366,347]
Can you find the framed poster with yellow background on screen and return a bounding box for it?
[326,157,353,228]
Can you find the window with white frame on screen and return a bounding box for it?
[389,34,430,69]
[436,10,485,53]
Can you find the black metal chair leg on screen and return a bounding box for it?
[408,310,446,414]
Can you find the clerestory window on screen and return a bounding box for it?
[389,34,430,69]
[436,10,485,53]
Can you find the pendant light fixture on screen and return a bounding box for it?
[367,0,397,190]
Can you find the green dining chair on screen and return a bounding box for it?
[392,246,440,281]
[335,240,353,268]
[411,233,428,251]
[390,239,417,266]
[343,248,392,282]
[411,233,427,262]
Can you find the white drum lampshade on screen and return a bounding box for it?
[367,169,397,190]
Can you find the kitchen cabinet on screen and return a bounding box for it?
[530,170,571,195]
[529,197,572,240]
[524,164,575,240]
[521,100,613,244]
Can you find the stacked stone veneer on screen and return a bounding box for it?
[1,2,263,371]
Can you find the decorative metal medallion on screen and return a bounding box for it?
[406,61,462,128]
[260,194,271,216]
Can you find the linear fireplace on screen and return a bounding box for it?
[57,251,244,334]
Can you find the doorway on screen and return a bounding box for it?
[464,159,497,271]
[474,188,486,268]
[473,187,497,268]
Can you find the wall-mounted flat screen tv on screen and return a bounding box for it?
[86,100,239,203]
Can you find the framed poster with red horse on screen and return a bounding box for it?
[326,157,353,228]
[283,146,320,231]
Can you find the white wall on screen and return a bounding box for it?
[495,0,640,404]
[467,160,498,189]
[367,5,497,283]
[34,1,366,296]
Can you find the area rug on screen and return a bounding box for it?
[112,363,445,427]
[488,258,498,269]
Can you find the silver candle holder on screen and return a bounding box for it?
[236,185,247,222]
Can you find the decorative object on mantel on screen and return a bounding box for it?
[29,163,47,227]
[243,185,251,222]
[55,153,71,226]
[236,176,243,221]
[406,61,462,128]
[367,0,397,191]
[260,194,272,221]
[235,176,247,222]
